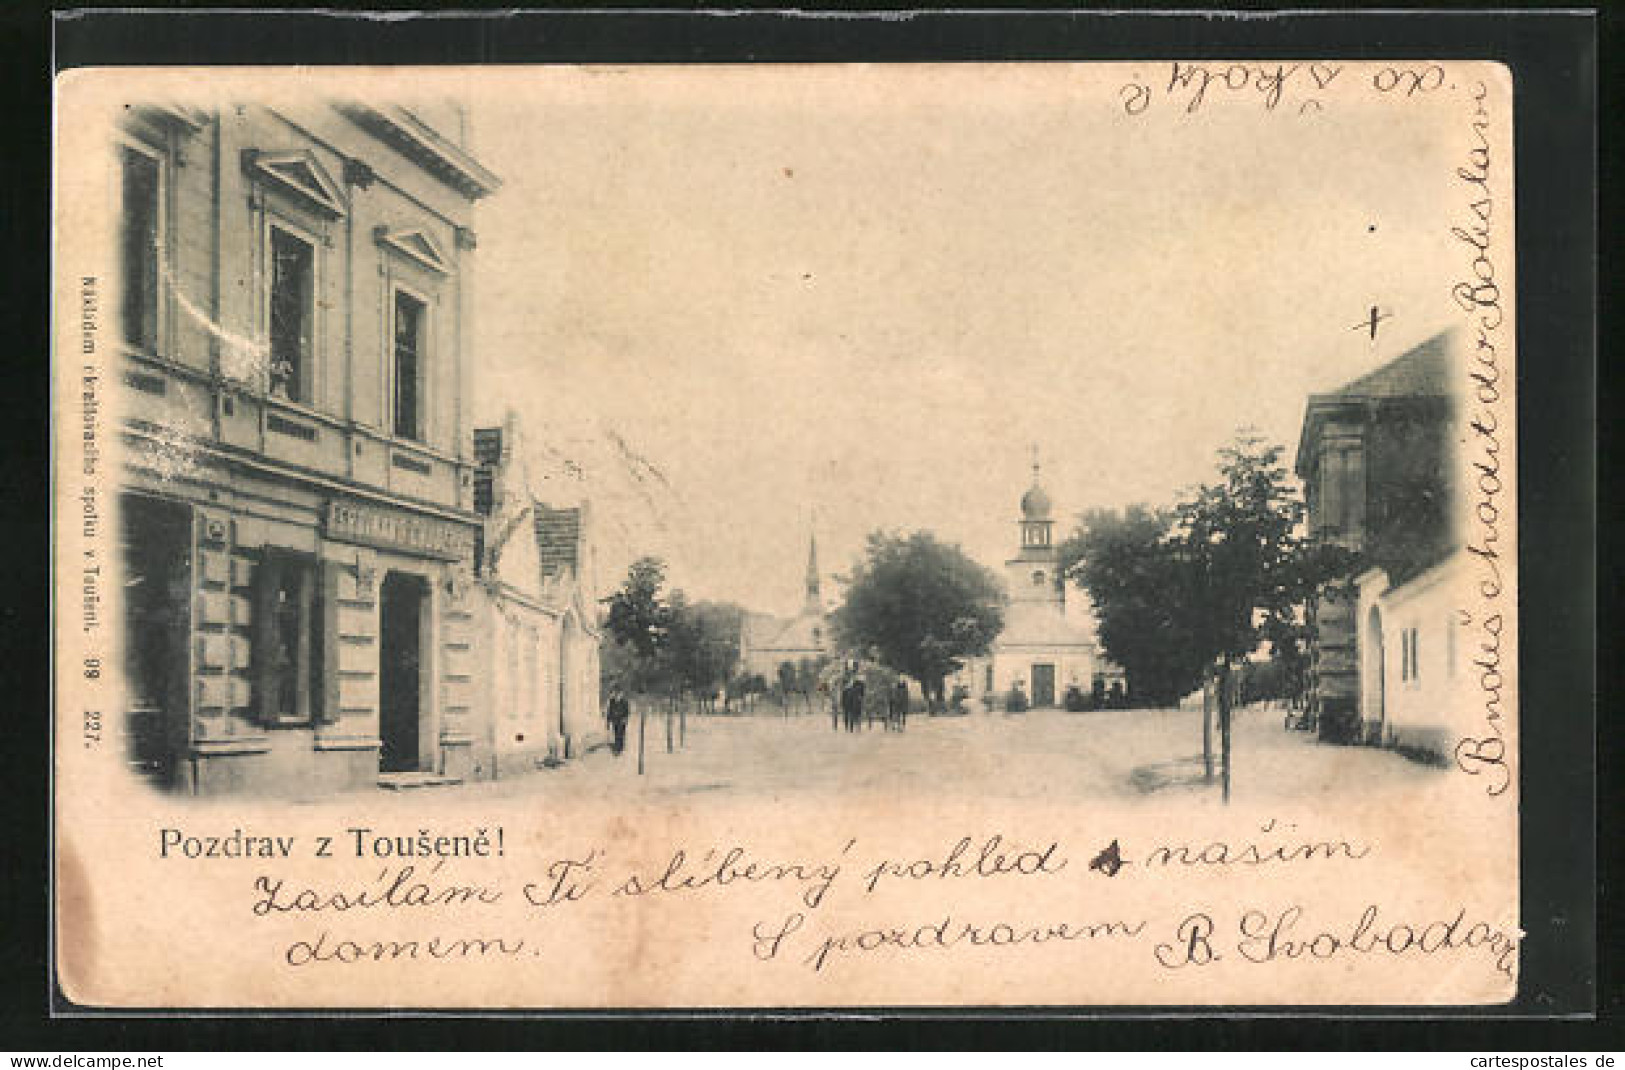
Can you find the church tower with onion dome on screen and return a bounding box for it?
[953,447,1124,708]
[1005,451,1067,610]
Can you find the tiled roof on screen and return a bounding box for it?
[1327,329,1454,400]
[1296,329,1456,476]
[533,505,582,579]
[763,612,827,653]
[996,601,1097,649]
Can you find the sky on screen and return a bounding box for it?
[460,64,1474,617]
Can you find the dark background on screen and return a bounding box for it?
[3,2,1603,1050]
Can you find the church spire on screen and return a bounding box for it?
[804,520,821,614]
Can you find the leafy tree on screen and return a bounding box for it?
[1061,431,1354,798]
[794,656,829,698]
[1059,505,1207,707]
[1172,430,1356,799]
[831,531,1006,709]
[601,556,673,694]
[672,599,742,698]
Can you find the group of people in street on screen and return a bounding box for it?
[835,676,910,733]
[601,671,912,761]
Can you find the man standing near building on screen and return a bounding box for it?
[605,687,631,756]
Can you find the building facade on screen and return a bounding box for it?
[113,101,500,794]
[469,418,604,779]
[1296,329,1462,755]
[954,464,1122,709]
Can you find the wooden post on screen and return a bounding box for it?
[680,698,687,748]
[637,706,646,776]
[1219,661,1232,804]
[666,696,674,754]
[1202,671,1215,782]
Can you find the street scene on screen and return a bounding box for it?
[407,702,1435,808]
[60,57,1531,1017]
[106,70,1474,803]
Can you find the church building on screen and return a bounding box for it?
[955,461,1122,708]
[739,532,829,683]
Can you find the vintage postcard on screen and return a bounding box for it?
[53,62,1518,1009]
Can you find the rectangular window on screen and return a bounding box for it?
[1399,627,1420,684]
[254,552,324,724]
[268,226,315,403]
[1320,450,1343,537]
[120,146,161,350]
[393,289,426,441]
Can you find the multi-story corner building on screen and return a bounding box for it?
[1296,328,1462,754]
[114,101,500,794]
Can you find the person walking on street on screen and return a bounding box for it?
[889,679,910,732]
[605,687,631,756]
[841,677,866,733]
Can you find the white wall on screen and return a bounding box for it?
[1359,555,1463,758]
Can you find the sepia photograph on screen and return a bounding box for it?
[54,60,1520,1009]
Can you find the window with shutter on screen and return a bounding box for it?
[120,145,162,351]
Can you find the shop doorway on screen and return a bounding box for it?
[379,572,428,773]
[119,494,193,789]
[1031,663,1056,708]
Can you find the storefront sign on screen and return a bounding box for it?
[325,498,474,561]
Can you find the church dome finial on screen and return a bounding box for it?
[1021,446,1052,520]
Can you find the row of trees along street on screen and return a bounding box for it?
[598,430,1351,800]
[1058,430,1356,801]
[598,535,1010,772]
[599,558,743,772]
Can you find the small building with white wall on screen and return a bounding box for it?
[469,416,603,779]
[1355,554,1464,758]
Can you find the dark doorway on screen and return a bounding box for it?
[1031,663,1056,708]
[1365,606,1385,743]
[120,495,193,788]
[379,572,428,773]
